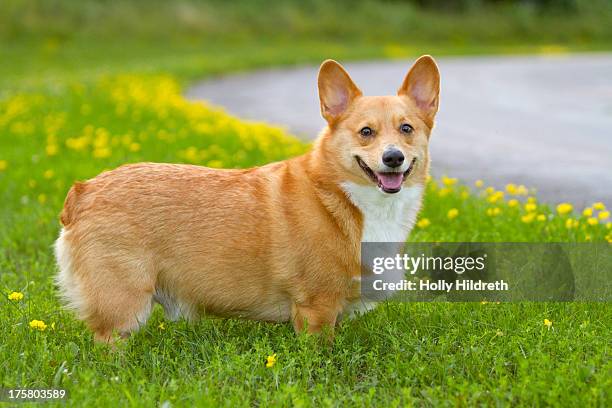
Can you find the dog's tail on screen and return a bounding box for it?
[60,182,86,227]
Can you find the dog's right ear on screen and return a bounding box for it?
[318,60,362,124]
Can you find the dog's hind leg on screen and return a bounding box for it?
[55,228,156,343]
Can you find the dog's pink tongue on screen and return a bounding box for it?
[376,173,403,190]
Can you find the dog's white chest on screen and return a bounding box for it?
[341,182,423,243]
[340,182,423,319]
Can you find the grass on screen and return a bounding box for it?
[1,0,611,406]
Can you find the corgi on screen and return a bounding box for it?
[54,56,440,342]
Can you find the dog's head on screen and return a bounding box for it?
[317,56,440,194]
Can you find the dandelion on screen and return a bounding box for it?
[8,291,24,301]
[0,160,7,171]
[521,213,536,223]
[524,203,537,212]
[543,319,552,329]
[474,179,484,188]
[129,142,141,152]
[438,187,451,197]
[265,353,277,368]
[527,197,537,204]
[536,214,546,222]
[593,202,606,211]
[447,208,459,220]
[505,184,517,195]
[486,207,501,217]
[556,203,573,216]
[606,234,612,243]
[43,169,54,179]
[46,145,58,156]
[587,217,598,226]
[599,211,610,220]
[582,207,593,217]
[485,187,495,195]
[417,218,431,228]
[508,199,519,208]
[607,222,612,230]
[441,176,457,187]
[487,191,504,204]
[565,219,579,229]
[516,185,529,196]
[29,320,47,331]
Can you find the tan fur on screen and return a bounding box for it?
[55,56,440,342]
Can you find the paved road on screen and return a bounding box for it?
[186,54,612,207]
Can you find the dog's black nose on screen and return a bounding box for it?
[382,149,405,168]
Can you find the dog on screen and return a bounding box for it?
[54,56,440,342]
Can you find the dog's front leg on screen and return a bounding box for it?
[291,298,341,339]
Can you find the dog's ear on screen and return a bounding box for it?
[398,55,440,122]
[318,60,362,124]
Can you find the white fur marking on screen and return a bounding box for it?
[340,183,423,318]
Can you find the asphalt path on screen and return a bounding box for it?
[186,54,612,207]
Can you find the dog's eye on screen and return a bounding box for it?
[360,127,373,137]
[400,123,413,134]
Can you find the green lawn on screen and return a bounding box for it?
[1,1,611,406]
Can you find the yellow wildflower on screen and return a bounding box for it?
[43,169,54,179]
[158,322,165,330]
[543,319,552,328]
[447,208,459,220]
[485,187,495,195]
[0,160,7,171]
[265,353,277,368]
[607,222,611,230]
[556,203,573,216]
[129,142,141,152]
[593,202,606,211]
[524,203,537,212]
[487,191,504,204]
[46,144,58,156]
[441,176,457,187]
[8,291,24,301]
[29,320,47,331]
[598,211,610,220]
[565,219,579,229]
[37,194,47,204]
[582,207,593,217]
[587,217,598,226]
[516,185,529,196]
[438,187,451,197]
[527,197,537,204]
[474,179,484,188]
[486,207,501,217]
[508,199,519,208]
[460,191,469,200]
[605,234,612,243]
[505,183,517,195]
[417,218,431,229]
[521,213,536,223]
[536,214,546,222]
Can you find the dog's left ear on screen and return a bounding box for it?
[398,55,440,122]
[318,60,362,124]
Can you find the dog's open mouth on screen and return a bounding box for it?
[355,156,417,194]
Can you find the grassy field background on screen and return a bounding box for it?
[1,1,611,406]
